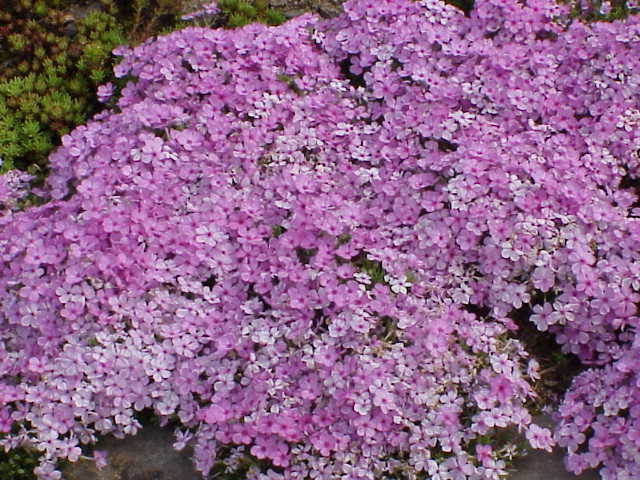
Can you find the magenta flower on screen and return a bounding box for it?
[3,1,640,479]
[96,82,114,103]
[526,424,555,452]
[93,450,108,470]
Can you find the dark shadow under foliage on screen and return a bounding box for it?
[510,301,585,411]
[444,0,475,16]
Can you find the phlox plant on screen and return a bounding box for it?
[0,0,639,479]
[0,170,33,210]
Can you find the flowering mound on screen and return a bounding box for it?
[1,1,640,479]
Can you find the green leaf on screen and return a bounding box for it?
[237,2,257,18]
[7,33,26,52]
[89,69,105,84]
[2,77,25,97]
[1,157,15,173]
[227,13,248,28]
[30,135,51,153]
[219,0,240,10]
[21,120,40,138]
[265,9,286,25]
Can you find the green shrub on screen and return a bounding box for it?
[558,0,639,21]
[0,0,126,178]
[216,0,287,28]
[113,0,192,42]
[0,447,39,480]
[0,0,288,181]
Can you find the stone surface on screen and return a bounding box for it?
[182,0,347,20]
[268,0,346,18]
[510,447,599,480]
[61,425,201,480]
[509,415,599,480]
[61,420,602,480]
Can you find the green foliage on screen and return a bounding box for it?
[443,0,474,15]
[554,0,639,21]
[216,0,287,28]
[350,251,387,287]
[271,225,286,238]
[113,0,192,43]
[0,0,287,176]
[276,73,304,95]
[0,0,126,177]
[0,446,39,480]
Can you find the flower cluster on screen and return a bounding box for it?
[0,169,32,209]
[1,1,639,479]
[181,1,220,20]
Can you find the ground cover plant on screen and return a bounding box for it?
[0,0,126,175]
[0,0,639,479]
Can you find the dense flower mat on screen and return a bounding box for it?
[1,0,639,479]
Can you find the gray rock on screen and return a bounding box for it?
[268,0,346,18]
[508,415,599,480]
[61,425,201,480]
[181,0,347,20]
[509,447,599,480]
[63,420,602,480]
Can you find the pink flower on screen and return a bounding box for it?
[526,424,555,452]
[96,83,114,103]
[93,450,108,470]
[0,407,12,433]
[201,403,233,424]
[311,431,336,456]
[4,1,640,479]
[476,444,493,465]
